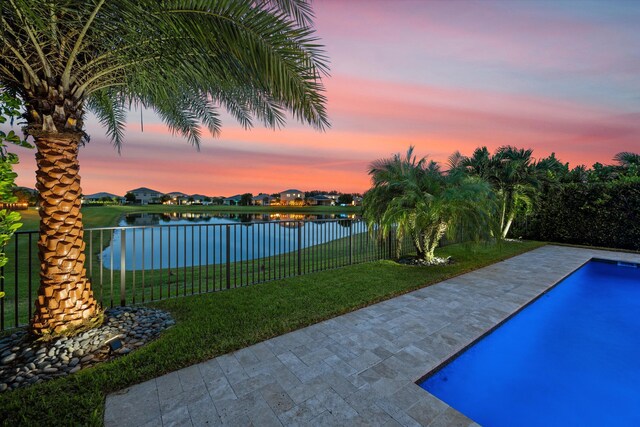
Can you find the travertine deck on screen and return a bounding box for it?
[104,245,640,426]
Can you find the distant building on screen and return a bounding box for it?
[252,193,275,206]
[279,189,304,205]
[162,191,186,205]
[190,194,210,205]
[352,196,363,206]
[324,194,340,202]
[83,192,125,204]
[127,187,163,205]
[307,195,333,206]
[223,195,243,206]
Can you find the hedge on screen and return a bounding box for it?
[515,180,640,251]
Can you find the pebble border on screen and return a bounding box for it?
[0,306,175,393]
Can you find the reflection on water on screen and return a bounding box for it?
[123,212,360,226]
[102,212,366,271]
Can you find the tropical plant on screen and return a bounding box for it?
[613,152,640,168]
[452,146,539,239]
[363,147,492,262]
[0,92,31,299]
[0,0,329,335]
[337,193,353,205]
[239,193,253,206]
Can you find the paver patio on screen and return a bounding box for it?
[104,245,640,426]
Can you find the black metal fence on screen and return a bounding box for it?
[0,219,411,331]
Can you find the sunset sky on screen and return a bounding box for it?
[9,0,640,196]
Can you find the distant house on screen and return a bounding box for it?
[190,194,210,205]
[324,194,340,202]
[127,187,163,205]
[223,195,242,206]
[165,191,187,204]
[83,192,125,204]
[279,189,304,205]
[307,195,332,206]
[252,193,275,206]
[352,196,363,206]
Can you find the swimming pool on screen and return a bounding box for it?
[419,259,640,427]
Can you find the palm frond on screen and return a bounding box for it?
[0,0,330,147]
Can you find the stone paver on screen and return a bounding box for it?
[105,246,640,426]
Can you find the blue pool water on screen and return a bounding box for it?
[420,259,640,427]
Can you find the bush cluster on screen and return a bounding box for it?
[516,179,640,250]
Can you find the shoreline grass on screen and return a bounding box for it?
[0,239,544,426]
[16,205,363,232]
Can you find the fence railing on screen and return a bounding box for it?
[1,219,411,331]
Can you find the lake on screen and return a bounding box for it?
[100,212,367,271]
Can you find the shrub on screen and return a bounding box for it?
[518,179,640,250]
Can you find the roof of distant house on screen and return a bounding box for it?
[280,189,303,193]
[166,191,188,197]
[190,194,209,199]
[253,193,272,199]
[85,192,122,199]
[223,194,243,200]
[128,187,162,194]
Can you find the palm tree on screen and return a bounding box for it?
[363,147,491,263]
[1,0,329,335]
[453,146,538,239]
[613,152,640,168]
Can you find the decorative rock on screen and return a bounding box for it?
[1,353,17,365]
[0,306,173,393]
[80,354,94,363]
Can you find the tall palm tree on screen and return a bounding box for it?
[453,146,538,239]
[0,0,329,335]
[363,147,491,262]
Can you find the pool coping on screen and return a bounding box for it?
[104,246,640,427]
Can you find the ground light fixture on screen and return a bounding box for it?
[104,335,124,353]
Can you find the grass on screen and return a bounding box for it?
[0,239,545,426]
[17,205,363,232]
[2,205,363,328]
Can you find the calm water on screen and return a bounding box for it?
[101,213,366,270]
[420,259,640,427]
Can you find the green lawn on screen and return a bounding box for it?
[0,239,545,426]
[2,205,363,329]
[0,205,376,334]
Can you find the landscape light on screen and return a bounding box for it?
[104,335,123,353]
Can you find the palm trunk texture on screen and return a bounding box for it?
[31,136,97,335]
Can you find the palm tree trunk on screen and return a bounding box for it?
[502,211,516,239]
[30,135,98,335]
[500,195,507,236]
[411,230,425,259]
[423,222,447,262]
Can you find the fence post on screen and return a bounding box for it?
[120,228,126,306]
[225,225,231,289]
[297,222,302,275]
[349,220,353,265]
